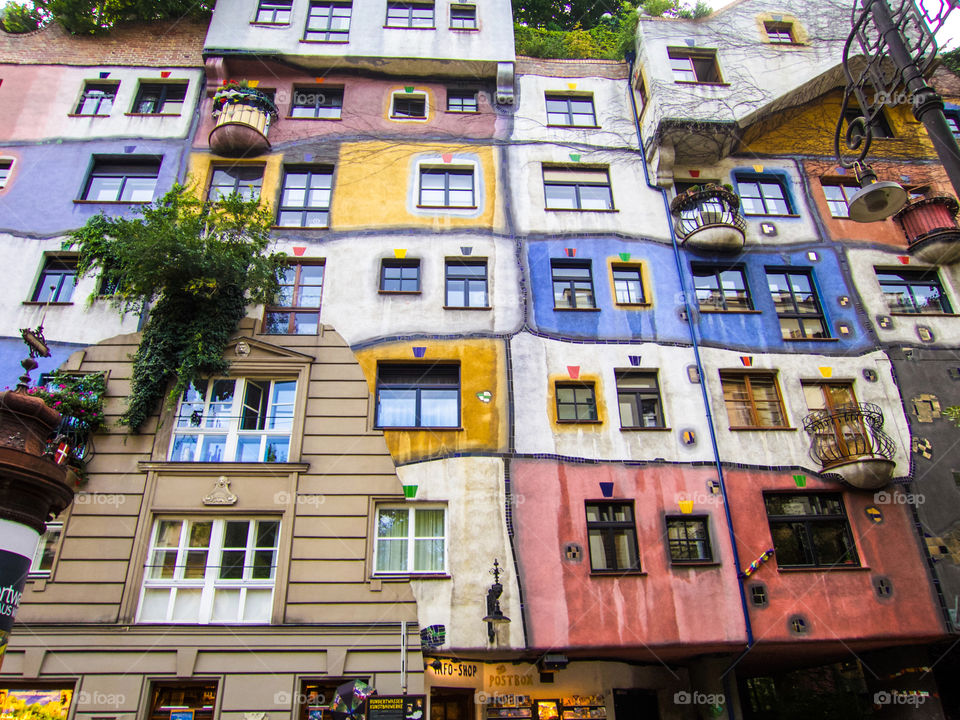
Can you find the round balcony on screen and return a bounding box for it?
[670,185,746,252]
[802,402,897,490]
[893,194,960,265]
[208,85,278,158]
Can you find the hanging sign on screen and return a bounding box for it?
[367,695,425,720]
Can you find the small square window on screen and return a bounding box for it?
[585,502,640,572]
[380,259,421,293]
[376,363,460,428]
[612,264,645,304]
[447,89,478,113]
[616,371,664,429]
[735,174,793,215]
[445,259,487,307]
[692,264,752,311]
[668,48,721,83]
[277,167,332,227]
[392,92,428,119]
[543,166,613,210]
[0,159,12,188]
[419,167,475,207]
[821,182,859,218]
[545,94,596,127]
[750,584,768,607]
[386,1,435,27]
[449,4,476,29]
[264,262,324,335]
[666,517,712,562]
[82,158,160,203]
[291,86,344,119]
[255,0,292,23]
[551,260,596,309]
[75,82,117,116]
[132,82,187,115]
[304,1,352,41]
[209,164,264,201]
[29,521,63,576]
[720,371,788,429]
[555,382,598,422]
[32,256,78,303]
[876,268,952,314]
[764,21,794,43]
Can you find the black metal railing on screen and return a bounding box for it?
[802,402,896,468]
[670,186,747,240]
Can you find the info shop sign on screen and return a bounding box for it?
[426,661,548,692]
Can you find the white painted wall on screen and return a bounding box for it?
[400,456,524,650]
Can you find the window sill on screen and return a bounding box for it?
[743,213,801,218]
[379,290,422,295]
[74,199,150,205]
[698,308,762,314]
[621,426,671,432]
[125,112,182,117]
[22,301,73,307]
[783,337,839,342]
[300,39,350,44]
[271,225,330,230]
[547,124,601,130]
[545,208,618,213]
[777,565,868,572]
[614,302,652,308]
[67,114,111,118]
[890,311,957,317]
[443,305,490,311]
[383,24,437,29]
[444,110,480,114]
[416,204,478,210]
[553,307,600,312]
[391,117,429,122]
[728,426,797,431]
[449,26,479,31]
[674,81,731,87]
[284,116,342,122]
[139,461,311,473]
[589,570,647,577]
[377,426,464,431]
[556,419,602,425]
[250,21,292,27]
[374,573,450,580]
[670,560,720,568]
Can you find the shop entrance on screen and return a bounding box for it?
[612,689,659,719]
[430,687,474,720]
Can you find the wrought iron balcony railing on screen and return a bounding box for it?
[670,185,747,252]
[893,193,960,264]
[802,402,896,489]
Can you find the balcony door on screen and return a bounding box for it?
[802,383,869,460]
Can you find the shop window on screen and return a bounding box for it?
[297,679,370,720]
[391,92,428,119]
[374,505,446,574]
[766,269,829,339]
[720,371,788,429]
[666,517,712,562]
[82,157,160,202]
[304,1,352,41]
[419,167,475,208]
[449,4,476,29]
[764,21,794,43]
[31,256,78,303]
[543,166,614,210]
[765,494,859,568]
[169,378,296,462]
[545,93,597,127]
[375,363,460,428]
[555,382,598,422]
[876,268,952,314]
[74,81,117,116]
[264,262,324,335]
[0,158,11,188]
[735,174,792,215]
[386,1,435,27]
[447,89,478,113]
[843,105,894,139]
[29,521,63,576]
[277,167,333,227]
[208,164,264,201]
[612,264,645,305]
[291,86,343,119]
[692,264,752,311]
[821,182,859,218]
[551,260,596,309]
[132,82,187,114]
[148,681,218,720]
[445,259,488,307]
[668,48,721,83]
[380,258,421,293]
[616,371,664,429]
[0,686,74,720]
[255,0,292,23]
[138,519,280,623]
[585,502,640,572]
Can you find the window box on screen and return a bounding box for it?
[892,194,960,264]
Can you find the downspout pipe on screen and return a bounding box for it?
[625,52,755,660]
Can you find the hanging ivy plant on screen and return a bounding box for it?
[70,185,285,431]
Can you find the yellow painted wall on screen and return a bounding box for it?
[331,141,501,230]
[742,91,938,161]
[186,152,284,213]
[355,339,508,464]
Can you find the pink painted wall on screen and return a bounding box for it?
[195,59,502,149]
[510,460,748,656]
[725,468,947,646]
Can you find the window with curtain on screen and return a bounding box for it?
[374,506,446,573]
[375,364,459,428]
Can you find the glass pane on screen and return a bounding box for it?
[292,312,319,335]
[86,176,122,201]
[612,529,637,568]
[587,529,609,569]
[376,538,408,572]
[252,549,275,579]
[415,508,444,537]
[378,509,409,538]
[183,550,208,579]
[139,588,171,621]
[171,588,202,622]
[811,522,858,565]
[199,435,227,462]
[149,549,179,579]
[414,539,444,571]
[224,521,250,548]
[420,389,458,427]
[235,436,262,461]
[544,184,578,209]
[220,549,245,579]
[579,184,613,210]
[770,522,807,565]
[618,395,637,427]
[378,389,417,426]
[170,434,198,461]
[212,588,241,621]
[265,437,289,462]
[121,177,157,202]
[257,521,280,548]
[242,588,272,622]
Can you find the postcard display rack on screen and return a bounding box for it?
[485,696,605,720]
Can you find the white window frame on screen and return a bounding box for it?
[390,91,430,121]
[0,157,14,189]
[168,377,297,463]
[29,521,64,577]
[137,517,280,624]
[373,505,447,575]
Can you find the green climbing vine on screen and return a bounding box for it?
[70,185,285,431]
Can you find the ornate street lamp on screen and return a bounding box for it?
[835,0,960,221]
[482,559,511,643]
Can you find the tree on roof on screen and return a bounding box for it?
[1,0,212,34]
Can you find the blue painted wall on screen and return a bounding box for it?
[0,141,188,236]
[0,336,88,389]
